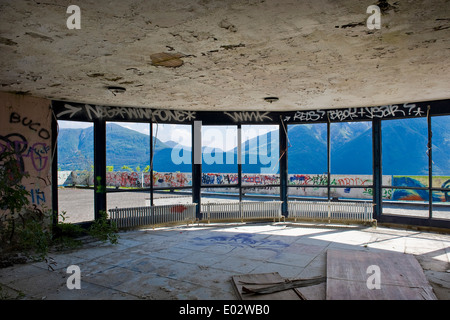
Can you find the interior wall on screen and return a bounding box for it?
[0,92,53,227]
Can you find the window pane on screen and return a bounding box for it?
[288,186,328,201]
[330,187,372,201]
[107,191,149,210]
[152,124,193,205]
[382,188,430,218]
[202,126,238,185]
[242,186,280,200]
[58,188,94,223]
[242,125,279,184]
[152,123,192,174]
[430,115,450,219]
[153,189,193,206]
[288,123,327,178]
[381,117,429,217]
[106,122,150,189]
[201,187,239,203]
[431,191,449,220]
[330,121,372,183]
[382,117,428,178]
[57,120,94,223]
[431,115,450,200]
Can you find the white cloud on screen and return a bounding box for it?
[58,120,92,129]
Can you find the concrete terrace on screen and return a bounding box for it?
[0,222,449,300]
[59,188,450,224]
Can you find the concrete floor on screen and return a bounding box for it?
[0,222,449,300]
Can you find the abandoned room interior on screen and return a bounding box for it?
[0,0,449,302]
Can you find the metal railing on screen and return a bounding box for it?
[109,203,197,228]
[108,200,375,229]
[201,201,284,223]
[288,200,375,224]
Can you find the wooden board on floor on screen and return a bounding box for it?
[326,249,437,300]
[231,272,305,300]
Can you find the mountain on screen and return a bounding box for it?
[58,127,94,171]
[287,124,327,174]
[57,118,450,176]
[57,123,168,171]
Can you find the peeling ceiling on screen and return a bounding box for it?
[0,0,450,112]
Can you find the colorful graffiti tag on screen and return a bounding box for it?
[288,174,391,200]
[58,171,450,203]
[391,176,450,202]
[59,171,193,188]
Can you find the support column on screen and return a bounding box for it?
[192,121,202,219]
[372,118,382,221]
[94,119,107,220]
[327,121,331,201]
[427,106,433,219]
[238,124,242,203]
[150,122,154,206]
[279,121,288,217]
[51,109,58,228]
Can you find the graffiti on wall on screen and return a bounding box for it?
[108,171,142,188]
[287,174,392,200]
[224,111,272,123]
[0,134,50,175]
[1,95,52,222]
[443,180,450,202]
[284,103,425,123]
[243,174,280,185]
[391,176,450,202]
[57,103,197,123]
[58,170,450,203]
[202,173,237,185]
[54,100,434,125]
[9,111,51,140]
[153,172,192,188]
[59,171,193,189]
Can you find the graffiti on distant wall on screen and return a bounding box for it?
[288,174,392,200]
[108,171,142,188]
[58,171,450,202]
[59,171,193,189]
[153,172,192,188]
[202,173,238,185]
[243,174,280,185]
[391,176,450,202]
[289,174,378,186]
[199,173,280,186]
[443,180,450,202]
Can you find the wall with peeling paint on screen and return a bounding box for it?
[0,92,53,226]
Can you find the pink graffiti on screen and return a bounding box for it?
[337,177,370,186]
